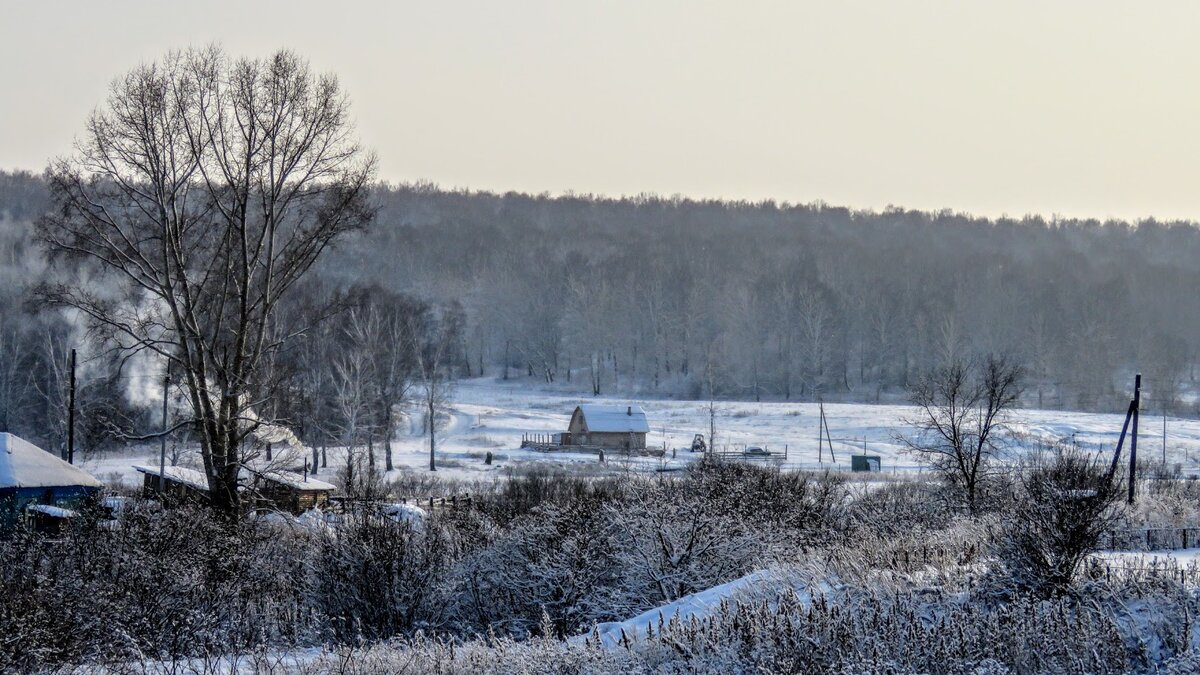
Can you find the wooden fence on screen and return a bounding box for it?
[326,494,474,514]
[1104,527,1200,551]
[1085,559,1200,586]
[519,434,666,457]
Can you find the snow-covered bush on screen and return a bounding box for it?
[997,447,1124,596]
[311,513,453,640]
[6,462,1196,672]
[449,491,624,637]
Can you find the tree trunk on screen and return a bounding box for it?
[428,392,437,471]
[385,405,394,471]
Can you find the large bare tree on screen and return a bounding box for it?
[37,46,375,519]
[901,355,1023,513]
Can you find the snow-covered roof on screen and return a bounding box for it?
[254,469,336,492]
[576,405,650,433]
[26,503,79,518]
[133,464,210,492]
[0,433,103,490]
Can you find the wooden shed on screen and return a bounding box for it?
[133,464,211,504]
[252,469,335,514]
[566,404,650,451]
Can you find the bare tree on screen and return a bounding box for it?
[901,355,1023,513]
[37,46,375,519]
[333,316,374,492]
[373,300,419,472]
[408,304,463,471]
[0,327,33,434]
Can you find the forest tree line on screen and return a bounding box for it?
[0,168,1197,452]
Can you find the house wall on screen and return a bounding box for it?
[568,409,587,435]
[584,431,647,450]
[142,474,209,504]
[258,483,330,514]
[0,485,101,531]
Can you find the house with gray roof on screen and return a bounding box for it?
[566,404,650,451]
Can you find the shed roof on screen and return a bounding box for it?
[26,503,79,518]
[576,404,650,433]
[133,465,210,492]
[255,469,336,492]
[0,433,103,490]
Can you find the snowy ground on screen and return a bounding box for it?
[79,377,1200,490]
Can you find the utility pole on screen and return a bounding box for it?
[708,397,716,459]
[159,362,169,491]
[1163,405,1167,466]
[1128,373,1141,505]
[821,402,836,462]
[67,349,76,464]
[817,401,824,463]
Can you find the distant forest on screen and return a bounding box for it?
[0,168,1197,451]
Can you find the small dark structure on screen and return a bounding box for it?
[25,503,80,534]
[133,464,211,504]
[252,469,335,514]
[851,455,882,472]
[566,404,650,451]
[0,433,103,531]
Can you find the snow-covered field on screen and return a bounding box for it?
[79,377,1200,490]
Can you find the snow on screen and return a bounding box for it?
[81,377,1200,487]
[25,503,78,518]
[0,432,103,489]
[252,468,336,492]
[1095,548,1200,566]
[585,567,830,648]
[381,502,428,526]
[132,464,209,491]
[576,404,651,433]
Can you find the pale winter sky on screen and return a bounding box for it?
[2,0,1199,221]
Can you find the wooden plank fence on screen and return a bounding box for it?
[326,494,474,514]
[1086,559,1200,586]
[1104,527,1200,551]
[520,433,666,458]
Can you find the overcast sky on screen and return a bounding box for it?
[2,1,1199,221]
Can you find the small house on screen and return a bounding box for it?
[566,404,650,451]
[252,469,335,514]
[133,464,211,504]
[0,433,103,531]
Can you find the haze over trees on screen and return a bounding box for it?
[2,168,1200,458]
